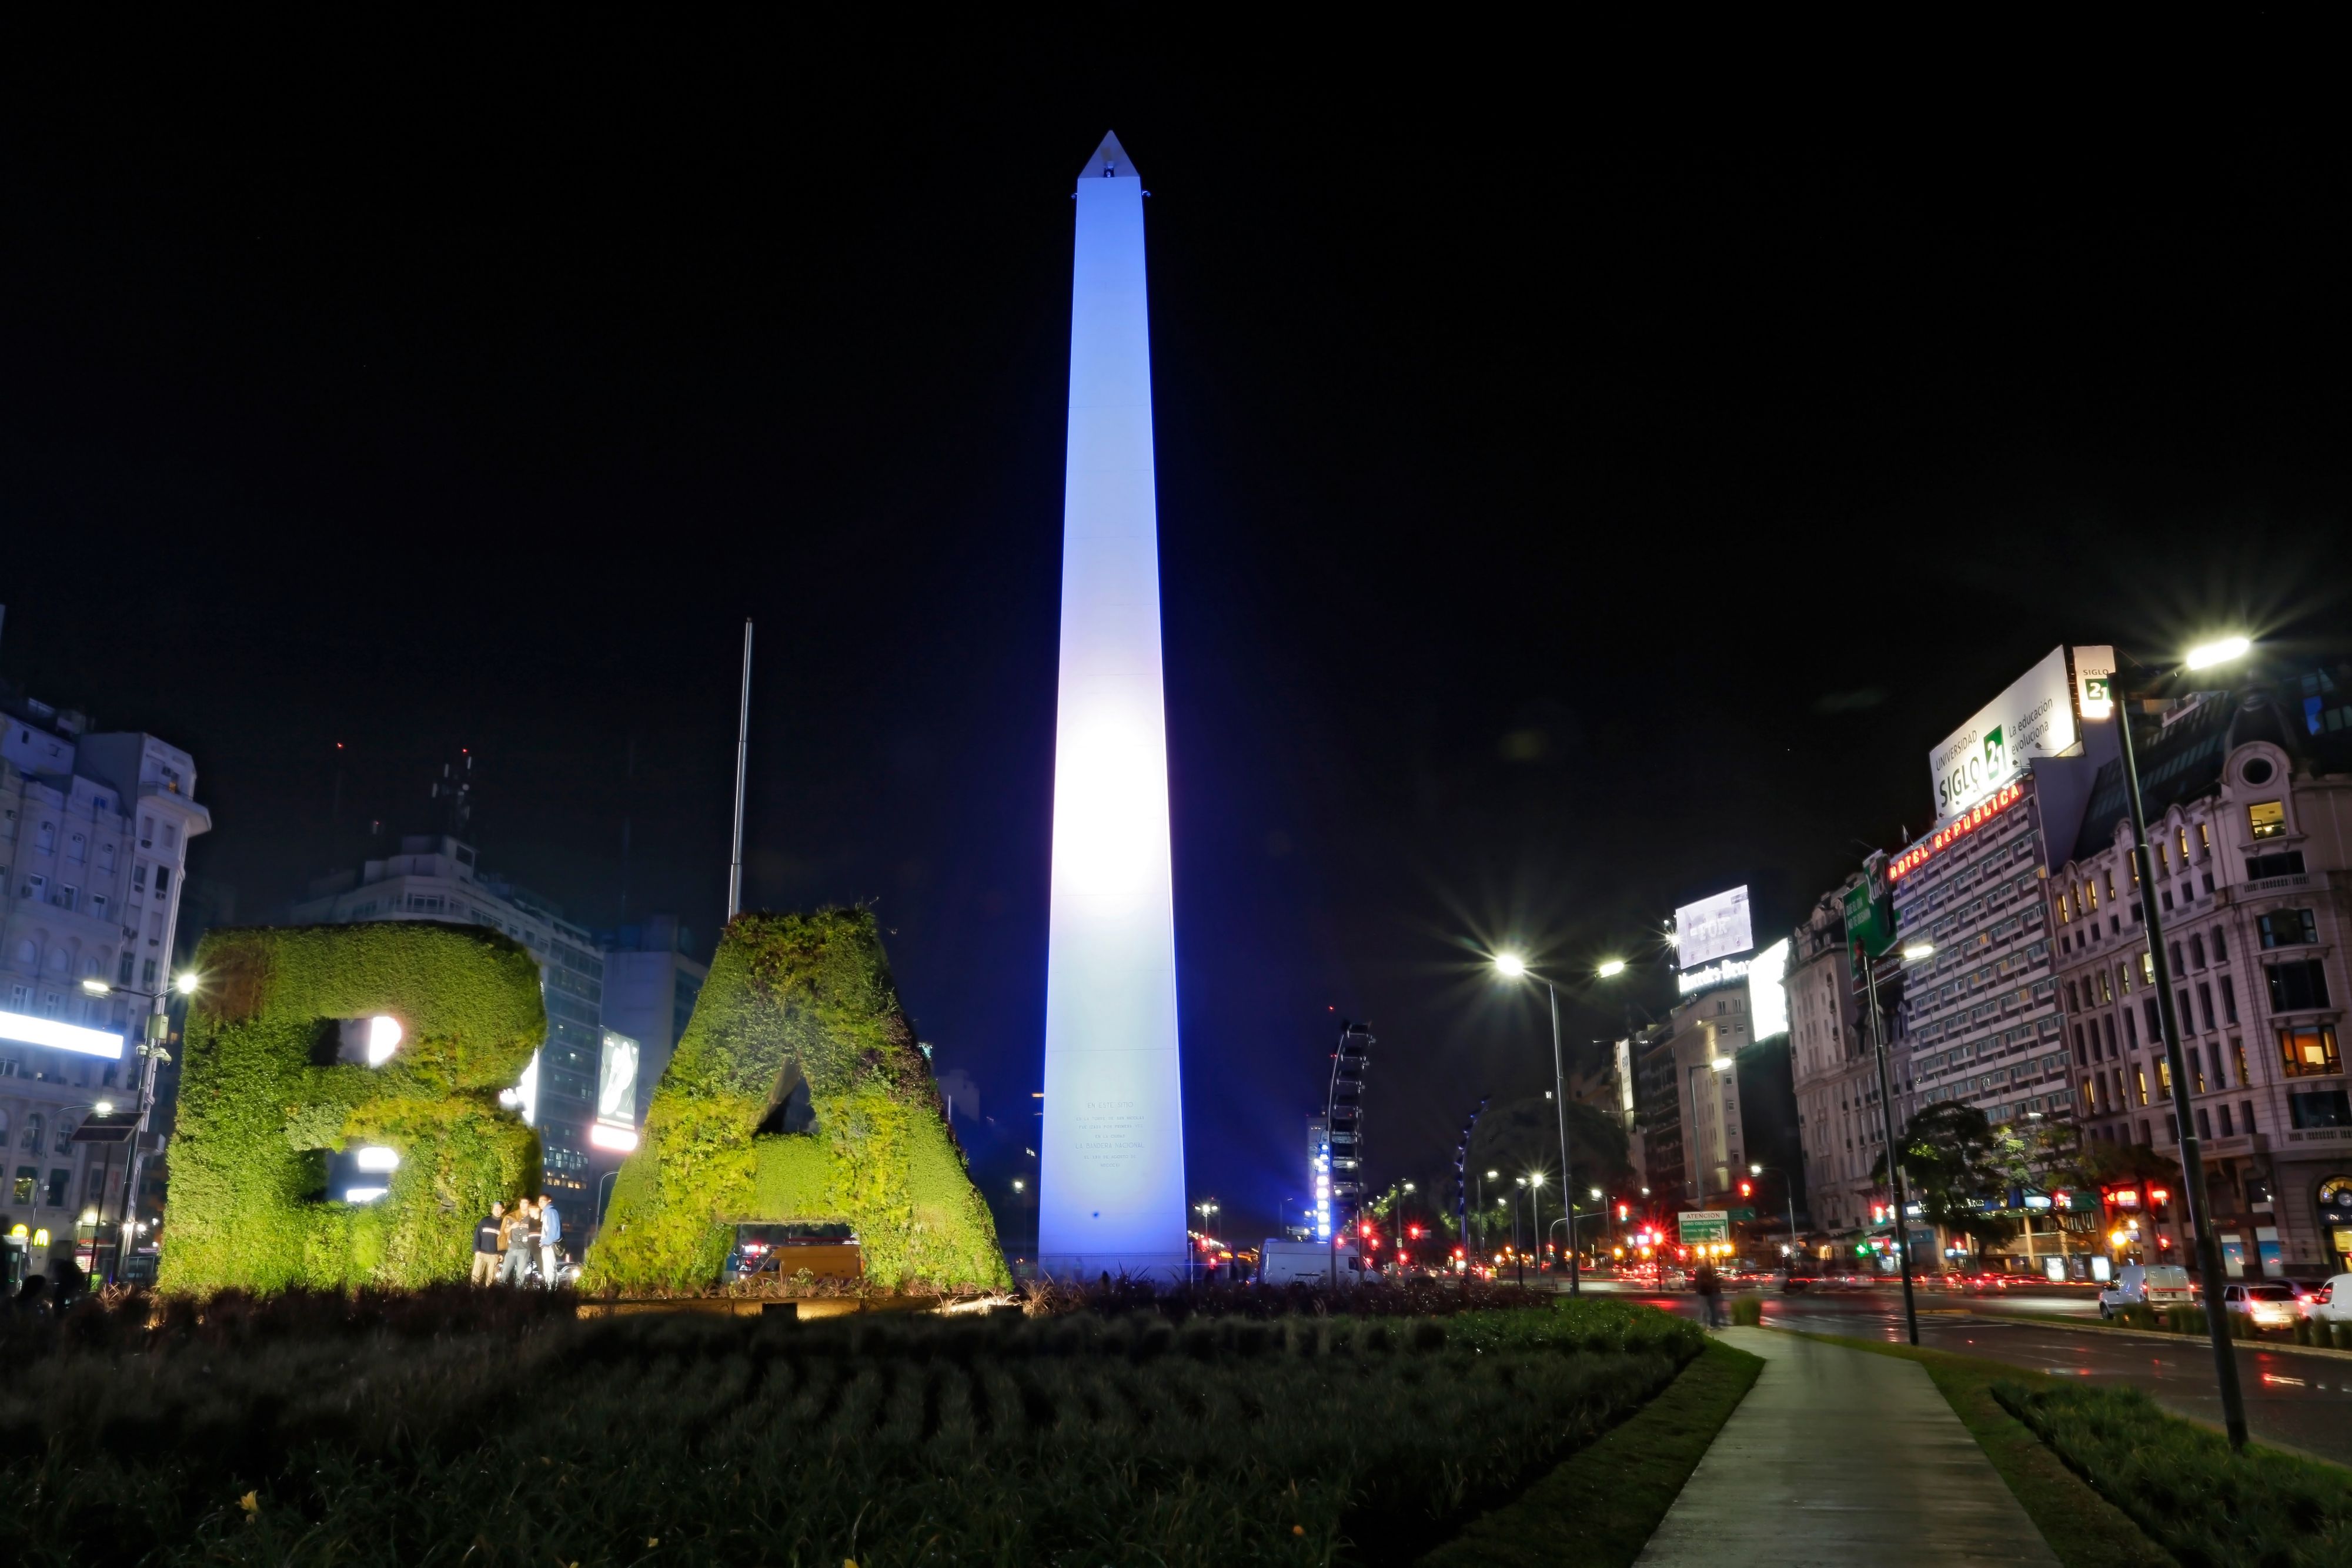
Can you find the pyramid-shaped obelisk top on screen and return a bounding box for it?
[1077,129,1140,185]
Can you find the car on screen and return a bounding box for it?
[2296,1275,2351,1323]
[2099,1263,2194,1318]
[2219,1281,2301,1329]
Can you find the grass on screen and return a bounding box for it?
[2,1285,1703,1567]
[1416,1338,1762,1568]
[1996,1380,2352,1568]
[1788,1329,2180,1568]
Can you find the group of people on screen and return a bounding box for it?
[471,1196,563,1287]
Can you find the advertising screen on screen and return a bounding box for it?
[1929,647,2077,825]
[597,1031,640,1126]
[1746,939,1790,1039]
[1675,886,1753,969]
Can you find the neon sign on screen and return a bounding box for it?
[1887,781,2024,882]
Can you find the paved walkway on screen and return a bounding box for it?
[1635,1328,2059,1567]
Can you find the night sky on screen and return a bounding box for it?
[4,33,2347,1242]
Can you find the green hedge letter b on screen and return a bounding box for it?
[161,923,546,1293]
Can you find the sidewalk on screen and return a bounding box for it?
[1635,1328,2059,1567]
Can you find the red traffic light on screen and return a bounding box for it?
[1738,1181,1752,1199]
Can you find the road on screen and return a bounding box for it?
[1568,1278,2352,1466]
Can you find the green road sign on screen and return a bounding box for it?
[1842,877,1895,959]
[1678,1210,1729,1245]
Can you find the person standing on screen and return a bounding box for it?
[537,1196,562,1288]
[1693,1259,1723,1328]
[471,1203,503,1285]
[499,1199,534,1286]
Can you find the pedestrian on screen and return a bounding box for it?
[499,1199,533,1286]
[471,1203,503,1285]
[1694,1260,1723,1328]
[537,1196,562,1288]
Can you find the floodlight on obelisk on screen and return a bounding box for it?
[1035,131,1188,1281]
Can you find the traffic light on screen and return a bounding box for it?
[1738,1181,1753,1199]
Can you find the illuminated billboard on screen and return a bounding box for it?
[0,1009,123,1060]
[1746,939,1790,1039]
[1930,647,2077,826]
[1675,886,1753,970]
[592,1031,642,1154]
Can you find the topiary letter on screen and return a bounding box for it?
[583,907,1007,1295]
[161,922,545,1293]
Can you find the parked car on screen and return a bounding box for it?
[2219,1281,2301,1329]
[2098,1263,2194,1318]
[2298,1275,2352,1323]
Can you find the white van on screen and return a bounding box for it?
[1258,1239,1364,1286]
[2098,1263,2193,1318]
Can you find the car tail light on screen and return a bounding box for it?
[2318,1286,2334,1306]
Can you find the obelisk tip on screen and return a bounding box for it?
[1077,131,1140,186]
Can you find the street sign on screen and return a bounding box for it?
[1842,872,1895,962]
[1678,1210,1729,1245]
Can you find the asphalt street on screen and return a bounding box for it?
[1583,1278,2352,1466]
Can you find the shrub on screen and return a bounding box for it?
[0,1290,1700,1567]
[162,924,545,1293]
[1730,1296,1763,1326]
[584,908,1007,1298]
[1996,1380,2352,1568]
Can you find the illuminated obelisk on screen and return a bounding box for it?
[1037,131,1187,1281]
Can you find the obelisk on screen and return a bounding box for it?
[1036,131,1187,1281]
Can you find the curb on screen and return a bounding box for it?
[1965,1309,2352,1363]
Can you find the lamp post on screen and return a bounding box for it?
[1492,953,1590,1295]
[2116,635,2254,1451]
[77,971,196,1280]
[1858,940,1933,1345]
[1750,1162,1799,1264]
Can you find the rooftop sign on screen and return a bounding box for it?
[1673,885,1753,970]
[1930,646,2076,827]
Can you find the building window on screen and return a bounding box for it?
[2234,1038,2249,1086]
[2221,974,2239,1024]
[2197,983,2216,1033]
[10,1168,31,1204]
[2280,1027,2341,1078]
[2199,822,2212,850]
[2289,1089,2352,1129]
[2170,942,2184,972]
[2219,1102,2234,1136]
[2266,959,2331,1013]
[36,821,54,853]
[2240,1098,2255,1133]
[2197,1107,2212,1139]
[44,1168,68,1206]
[2124,1007,2139,1050]
[2246,851,2306,880]
[2249,801,2287,841]
[2059,893,2072,923]
[21,1114,43,1151]
[2190,934,2207,969]
[2259,908,2318,948]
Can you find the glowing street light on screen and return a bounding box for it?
[2184,635,2251,671]
[1493,951,1528,978]
[1491,951,1585,1295]
[1595,958,1627,978]
[174,971,201,996]
[1710,1055,1734,1072]
[1900,942,1936,962]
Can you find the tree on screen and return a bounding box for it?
[1993,1116,2099,1203]
[1872,1102,2013,1246]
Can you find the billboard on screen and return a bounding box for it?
[1929,647,2077,825]
[1746,939,1790,1039]
[597,1031,640,1124]
[2073,644,2117,723]
[1675,886,1753,969]
[590,1031,642,1152]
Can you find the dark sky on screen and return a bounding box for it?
[4,29,2347,1242]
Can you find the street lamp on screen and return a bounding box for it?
[1491,951,1590,1295]
[1749,1161,1799,1259]
[1856,936,1933,1344]
[2116,635,2255,1450]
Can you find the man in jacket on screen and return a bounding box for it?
[537,1198,562,1288]
[499,1199,534,1286]
[471,1203,503,1286]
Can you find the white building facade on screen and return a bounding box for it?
[1786,887,1899,1238]
[0,695,209,1283]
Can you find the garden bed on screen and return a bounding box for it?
[1996,1379,2352,1568]
[3,1283,1701,1566]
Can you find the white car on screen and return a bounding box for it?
[2219,1281,2300,1329]
[2298,1273,2351,1323]
[2098,1263,2194,1318]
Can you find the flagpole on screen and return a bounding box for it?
[726,618,753,922]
